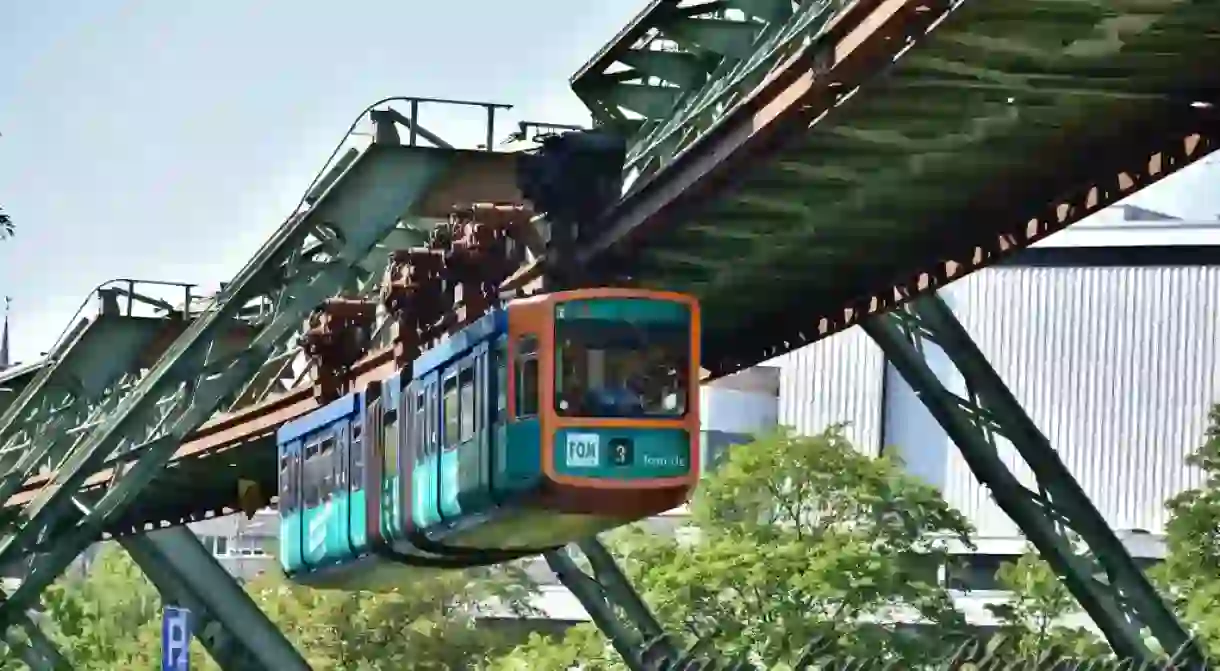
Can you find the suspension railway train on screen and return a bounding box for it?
[276,287,701,589]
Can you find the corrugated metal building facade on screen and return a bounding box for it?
[770,208,1220,543]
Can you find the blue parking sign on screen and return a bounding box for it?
[162,606,191,671]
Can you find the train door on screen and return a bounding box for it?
[412,380,436,534]
[395,378,414,551]
[468,342,491,512]
[335,420,356,558]
[490,335,509,505]
[317,432,338,565]
[400,378,420,544]
[502,334,541,495]
[302,435,322,568]
[418,373,442,530]
[349,402,368,553]
[362,390,389,554]
[278,442,303,573]
[439,366,460,521]
[382,380,401,543]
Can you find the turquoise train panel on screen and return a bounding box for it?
[383,374,404,544]
[276,390,365,577]
[500,419,542,496]
[553,427,692,480]
[413,371,443,531]
[279,510,302,574]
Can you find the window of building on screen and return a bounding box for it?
[214,536,228,556]
[946,554,1017,591]
[515,336,539,418]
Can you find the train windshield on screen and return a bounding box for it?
[554,298,691,419]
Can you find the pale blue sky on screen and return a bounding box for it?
[0,0,641,361]
[1,1,1217,363]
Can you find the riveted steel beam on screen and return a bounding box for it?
[862,293,1205,667]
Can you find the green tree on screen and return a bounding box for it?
[40,546,182,670]
[497,426,979,669]
[984,548,1110,662]
[36,541,541,669]
[1159,404,1220,656]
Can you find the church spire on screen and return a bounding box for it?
[0,297,10,371]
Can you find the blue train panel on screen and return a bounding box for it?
[276,391,363,578]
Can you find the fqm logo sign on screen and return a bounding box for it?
[162,606,192,671]
[566,433,601,468]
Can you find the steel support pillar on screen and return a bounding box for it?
[546,538,681,670]
[3,615,71,671]
[119,527,310,671]
[861,293,1205,667]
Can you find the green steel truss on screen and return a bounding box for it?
[119,526,309,670]
[0,281,197,482]
[0,141,462,662]
[572,0,849,181]
[546,538,681,670]
[861,293,1206,667]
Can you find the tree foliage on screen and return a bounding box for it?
[1159,404,1220,657]
[10,404,1220,668]
[498,426,980,668]
[985,547,1111,662]
[25,543,539,669]
[0,207,11,238]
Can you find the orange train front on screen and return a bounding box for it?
[276,287,701,589]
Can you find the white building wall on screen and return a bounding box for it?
[885,264,1219,538]
[777,214,1220,540]
[770,328,885,454]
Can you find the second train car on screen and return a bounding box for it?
[277,287,701,589]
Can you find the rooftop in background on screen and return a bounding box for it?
[1036,204,1220,248]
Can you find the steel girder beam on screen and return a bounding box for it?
[2,615,71,671]
[860,293,1205,667]
[0,144,457,629]
[0,281,198,479]
[546,538,680,671]
[120,526,310,671]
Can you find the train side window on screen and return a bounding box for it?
[384,405,399,479]
[434,380,444,456]
[443,372,459,450]
[335,426,347,492]
[459,364,475,441]
[319,436,335,500]
[414,389,426,458]
[350,421,363,485]
[304,439,320,506]
[495,338,507,421]
[287,451,299,512]
[278,451,293,513]
[515,335,539,418]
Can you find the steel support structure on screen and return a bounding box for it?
[120,526,310,671]
[0,142,456,631]
[861,293,1205,667]
[546,538,681,670]
[3,615,70,671]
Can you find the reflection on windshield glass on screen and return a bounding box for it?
[554,310,689,419]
